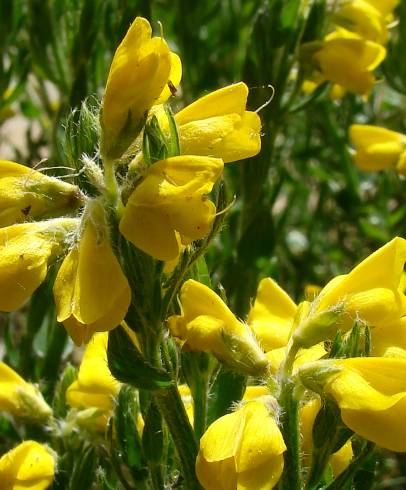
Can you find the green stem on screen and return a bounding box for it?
[321,442,375,490]
[278,341,302,490]
[153,384,201,490]
[104,159,119,199]
[149,464,165,490]
[192,375,209,441]
[279,382,302,490]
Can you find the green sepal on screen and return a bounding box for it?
[142,401,165,464]
[306,398,354,488]
[107,326,172,390]
[52,364,77,418]
[113,386,147,482]
[142,106,180,166]
[329,322,370,360]
[143,115,168,165]
[207,368,247,424]
[68,444,98,490]
[100,107,146,161]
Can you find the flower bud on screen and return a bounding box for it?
[292,305,344,349]
[100,17,181,159]
[0,362,52,421]
[0,160,83,227]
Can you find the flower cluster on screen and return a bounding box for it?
[303,0,398,97]
[174,237,406,488]
[0,17,261,345]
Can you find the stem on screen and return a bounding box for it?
[149,464,165,490]
[192,375,209,440]
[153,384,201,490]
[278,341,302,490]
[322,442,375,490]
[279,381,302,490]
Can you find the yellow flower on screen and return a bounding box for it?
[266,344,327,375]
[248,278,297,351]
[0,218,78,312]
[152,82,261,163]
[330,441,354,477]
[168,279,268,375]
[196,399,286,490]
[243,385,269,400]
[349,124,406,174]
[0,362,51,420]
[370,317,406,357]
[0,441,55,490]
[101,17,181,158]
[54,203,131,346]
[299,357,406,452]
[66,332,120,430]
[364,0,399,17]
[0,160,82,228]
[119,155,223,261]
[247,278,326,372]
[293,237,406,347]
[335,0,387,43]
[313,29,386,95]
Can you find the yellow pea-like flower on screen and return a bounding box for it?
[349,124,406,174]
[330,441,354,477]
[370,317,406,357]
[335,0,387,43]
[0,160,82,228]
[168,279,268,375]
[364,0,399,17]
[0,441,55,490]
[101,17,181,158]
[66,332,120,431]
[248,277,298,351]
[53,203,131,345]
[119,155,223,262]
[247,278,326,372]
[299,357,406,451]
[0,362,52,420]
[0,218,78,312]
[313,29,386,95]
[293,237,406,347]
[152,82,261,163]
[196,399,286,490]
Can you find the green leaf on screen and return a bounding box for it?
[142,401,165,464]
[107,326,172,390]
